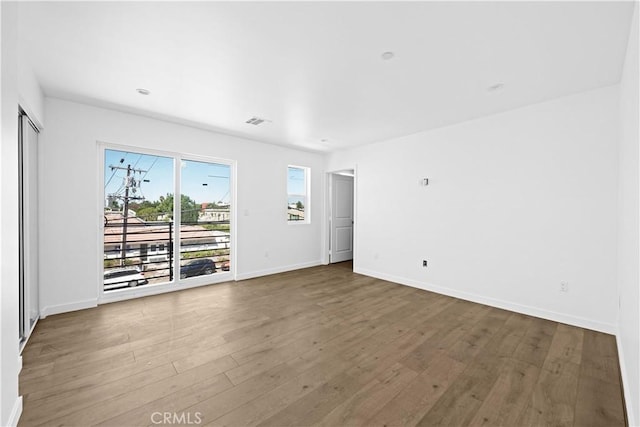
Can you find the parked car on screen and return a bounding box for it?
[180,258,216,279]
[221,260,230,271]
[104,267,147,290]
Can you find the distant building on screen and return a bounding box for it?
[198,207,230,222]
[288,208,304,221]
[103,212,229,263]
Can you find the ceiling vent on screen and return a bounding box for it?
[245,117,266,125]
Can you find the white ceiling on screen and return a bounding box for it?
[18,1,634,152]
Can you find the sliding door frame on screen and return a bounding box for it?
[97,141,237,305]
[18,109,40,350]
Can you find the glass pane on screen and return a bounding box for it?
[103,149,175,291]
[287,166,306,221]
[179,159,231,279]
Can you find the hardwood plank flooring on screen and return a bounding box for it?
[19,262,626,426]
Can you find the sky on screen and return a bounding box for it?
[287,166,306,206]
[104,149,231,207]
[105,149,307,208]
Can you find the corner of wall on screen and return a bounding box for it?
[236,260,322,281]
[17,5,45,128]
[40,299,97,319]
[17,70,44,129]
[616,2,640,426]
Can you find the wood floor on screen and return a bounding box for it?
[20,262,626,426]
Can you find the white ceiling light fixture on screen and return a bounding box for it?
[136,88,151,95]
[487,83,505,93]
[381,51,395,61]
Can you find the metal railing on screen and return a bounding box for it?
[103,219,230,291]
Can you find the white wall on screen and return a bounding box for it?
[17,60,44,128]
[617,3,639,425]
[1,3,21,426]
[329,85,620,333]
[38,98,324,315]
[0,3,45,425]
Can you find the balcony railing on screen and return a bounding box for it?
[103,219,230,291]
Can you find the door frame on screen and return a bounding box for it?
[96,141,237,305]
[324,167,357,266]
[18,109,41,351]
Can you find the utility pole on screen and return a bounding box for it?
[108,163,147,267]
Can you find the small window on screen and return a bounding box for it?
[287,166,309,223]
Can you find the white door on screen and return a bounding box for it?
[330,174,354,263]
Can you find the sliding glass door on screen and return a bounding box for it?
[103,149,174,290]
[179,160,231,279]
[102,147,232,294]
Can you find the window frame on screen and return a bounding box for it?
[287,165,311,224]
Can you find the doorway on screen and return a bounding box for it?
[328,170,355,265]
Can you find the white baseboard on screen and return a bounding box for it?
[41,262,321,316]
[19,317,40,354]
[7,396,22,427]
[355,267,616,334]
[99,273,233,305]
[616,330,638,427]
[236,260,322,281]
[40,299,97,318]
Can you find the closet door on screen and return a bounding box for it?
[19,112,39,344]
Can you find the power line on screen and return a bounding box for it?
[104,153,128,188]
[140,156,159,182]
[137,156,159,200]
[104,169,119,189]
[218,189,230,203]
[132,154,143,169]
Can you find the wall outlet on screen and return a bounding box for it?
[422,260,428,267]
[560,281,569,292]
[264,251,269,258]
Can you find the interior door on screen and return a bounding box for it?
[330,174,354,263]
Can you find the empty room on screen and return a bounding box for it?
[0,1,639,426]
